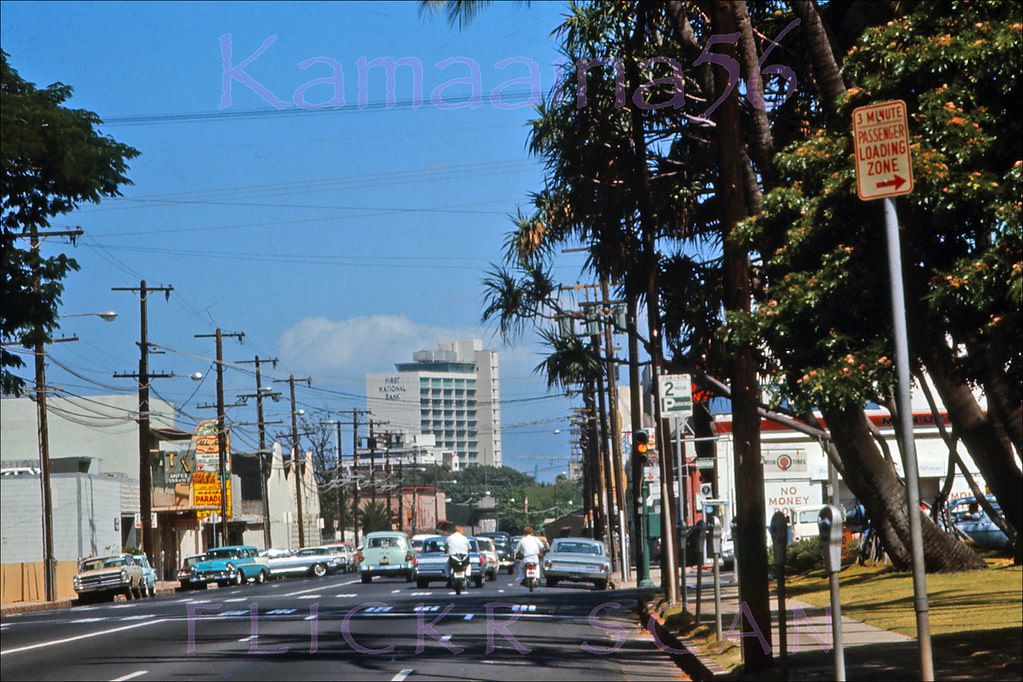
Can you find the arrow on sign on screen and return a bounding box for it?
[876,175,907,191]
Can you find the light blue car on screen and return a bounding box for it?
[133,554,158,598]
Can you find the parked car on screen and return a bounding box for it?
[542,537,612,590]
[189,545,269,587]
[262,546,342,578]
[472,536,500,581]
[478,531,514,574]
[133,554,158,598]
[318,542,355,572]
[73,553,145,603]
[356,531,413,583]
[176,553,209,590]
[948,496,1011,549]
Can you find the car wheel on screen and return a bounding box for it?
[361,573,372,584]
[593,580,607,591]
[146,583,155,598]
[312,563,327,578]
[256,570,267,584]
[546,577,558,587]
[234,570,245,585]
[474,575,485,588]
[416,578,428,589]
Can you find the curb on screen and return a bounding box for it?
[2,582,180,617]
[639,598,731,682]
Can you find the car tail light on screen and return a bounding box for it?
[543,560,552,570]
[406,551,414,562]
[354,551,363,564]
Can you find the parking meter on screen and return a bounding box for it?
[693,520,706,564]
[818,504,844,572]
[770,511,789,570]
[706,514,721,557]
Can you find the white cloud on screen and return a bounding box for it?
[277,314,484,378]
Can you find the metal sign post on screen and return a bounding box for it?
[853,99,933,680]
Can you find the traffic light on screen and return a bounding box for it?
[633,429,650,464]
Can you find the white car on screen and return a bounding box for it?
[261,547,341,578]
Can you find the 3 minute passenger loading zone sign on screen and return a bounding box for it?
[852,100,914,201]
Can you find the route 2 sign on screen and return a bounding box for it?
[853,100,914,201]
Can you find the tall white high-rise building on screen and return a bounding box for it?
[366,339,502,468]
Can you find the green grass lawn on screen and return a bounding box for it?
[655,557,1021,679]
[786,558,1022,675]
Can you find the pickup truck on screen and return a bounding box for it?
[411,536,485,589]
[73,554,145,603]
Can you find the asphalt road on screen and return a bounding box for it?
[1,572,688,681]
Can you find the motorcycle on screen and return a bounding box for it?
[523,559,540,593]
[448,553,470,595]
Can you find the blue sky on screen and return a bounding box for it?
[2,1,603,481]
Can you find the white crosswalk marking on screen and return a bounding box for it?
[266,608,297,615]
[296,595,321,600]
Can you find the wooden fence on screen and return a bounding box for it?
[1,561,78,604]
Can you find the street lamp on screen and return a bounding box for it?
[36,311,118,602]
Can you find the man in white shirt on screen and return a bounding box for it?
[443,522,471,556]
[514,526,545,583]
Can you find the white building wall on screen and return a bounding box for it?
[1,474,122,563]
[0,395,177,477]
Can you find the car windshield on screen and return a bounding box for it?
[81,557,121,571]
[553,541,601,555]
[184,555,206,567]
[368,537,399,549]
[207,548,240,560]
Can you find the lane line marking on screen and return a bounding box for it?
[1,619,167,656]
[110,671,148,681]
[392,668,414,681]
[283,585,334,597]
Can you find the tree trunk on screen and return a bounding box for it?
[823,404,987,572]
[920,340,1023,543]
[733,0,776,187]
[980,364,1023,457]
[711,0,772,670]
[790,0,847,111]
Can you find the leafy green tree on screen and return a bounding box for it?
[736,0,1019,569]
[359,501,391,534]
[1,51,139,395]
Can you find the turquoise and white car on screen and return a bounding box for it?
[189,545,270,586]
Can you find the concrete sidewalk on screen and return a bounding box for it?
[628,565,1004,681]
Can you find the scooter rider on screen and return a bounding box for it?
[514,526,545,584]
[443,522,471,556]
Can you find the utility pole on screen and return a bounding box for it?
[334,419,344,541]
[30,226,82,601]
[277,374,311,547]
[351,408,369,544]
[195,329,245,547]
[237,356,279,549]
[114,280,173,562]
[601,278,630,582]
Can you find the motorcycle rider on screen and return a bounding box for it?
[441,521,472,589]
[443,522,471,555]
[514,526,545,584]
